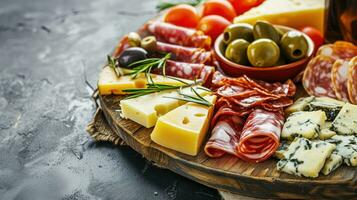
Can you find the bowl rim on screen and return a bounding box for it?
[214,25,315,71]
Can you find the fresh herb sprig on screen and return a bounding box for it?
[127,53,170,79]
[164,87,212,107]
[156,0,205,11]
[107,55,124,77]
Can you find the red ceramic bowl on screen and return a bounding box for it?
[214,25,315,82]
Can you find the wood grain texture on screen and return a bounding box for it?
[100,94,357,199]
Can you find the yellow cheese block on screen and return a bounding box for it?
[151,95,216,156]
[233,0,325,33]
[120,86,210,128]
[98,66,192,95]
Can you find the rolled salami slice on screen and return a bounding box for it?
[317,42,357,61]
[303,55,337,98]
[156,42,212,64]
[331,59,350,102]
[347,56,357,104]
[147,21,211,49]
[236,109,284,163]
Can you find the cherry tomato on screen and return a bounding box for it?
[228,0,264,15]
[197,15,231,42]
[300,27,324,51]
[163,4,199,28]
[201,0,236,22]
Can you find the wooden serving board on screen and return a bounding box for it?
[99,93,357,199]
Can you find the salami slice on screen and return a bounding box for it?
[205,115,244,157]
[331,59,350,102]
[156,42,212,64]
[317,42,357,61]
[347,56,357,104]
[147,21,211,49]
[236,109,284,163]
[303,55,337,98]
[113,35,130,57]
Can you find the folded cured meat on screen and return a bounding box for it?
[156,42,212,64]
[147,21,211,50]
[236,109,284,162]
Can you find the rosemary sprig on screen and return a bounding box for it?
[128,53,170,79]
[107,55,124,77]
[156,0,205,11]
[123,83,185,99]
[163,87,212,107]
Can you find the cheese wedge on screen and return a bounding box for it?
[233,0,325,33]
[98,66,192,95]
[151,95,216,156]
[120,86,210,128]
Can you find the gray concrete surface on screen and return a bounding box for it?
[0,0,219,199]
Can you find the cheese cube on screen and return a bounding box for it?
[277,138,336,178]
[98,66,192,95]
[282,111,326,140]
[233,0,325,33]
[319,122,336,140]
[331,103,357,135]
[285,96,314,116]
[120,86,210,128]
[327,135,357,166]
[321,154,343,175]
[150,95,216,156]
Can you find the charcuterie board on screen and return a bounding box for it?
[99,93,357,199]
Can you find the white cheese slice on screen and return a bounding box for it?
[282,111,326,140]
[319,122,336,140]
[331,103,357,135]
[277,138,336,178]
[285,96,314,116]
[321,153,343,175]
[327,135,357,166]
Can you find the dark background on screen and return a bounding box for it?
[0,0,220,199]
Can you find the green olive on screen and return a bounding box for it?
[223,23,254,44]
[247,38,280,67]
[280,31,308,61]
[141,36,157,52]
[253,21,280,44]
[128,32,141,47]
[225,39,250,65]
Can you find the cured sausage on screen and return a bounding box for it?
[317,41,357,61]
[303,55,337,98]
[347,56,357,104]
[156,42,212,64]
[147,21,211,50]
[331,59,350,102]
[236,109,284,163]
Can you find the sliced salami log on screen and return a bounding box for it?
[156,42,212,64]
[205,115,244,158]
[331,59,350,102]
[347,56,357,104]
[303,55,337,98]
[147,21,211,50]
[317,41,357,61]
[236,109,284,163]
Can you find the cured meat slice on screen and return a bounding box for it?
[113,35,130,57]
[211,106,253,128]
[205,115,244,157]
[331,59,350,102]
[317,42,357,61]
[153,60,215,83]
[147,21,211,49]
[236,109,284,163]
[347,56,357,104]
[156,42,212,64]
[303,55,337,98]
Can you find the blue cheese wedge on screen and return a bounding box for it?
[319,122,336,140]
[331,103,357,135]
[282,111,326,140]
[307,97,345,121]
[277,138,336,178]
[285,96,314,116]
[327,135,357,166]
[321,153,343,175]
[274,140,291,159]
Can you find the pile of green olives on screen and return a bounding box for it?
[222,21,309,67]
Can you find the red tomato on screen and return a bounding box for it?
[201,0,236,22]
[197,15,231,42]
[300,27,324,51]
[228,0,264,15]
[163,4,199,28]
